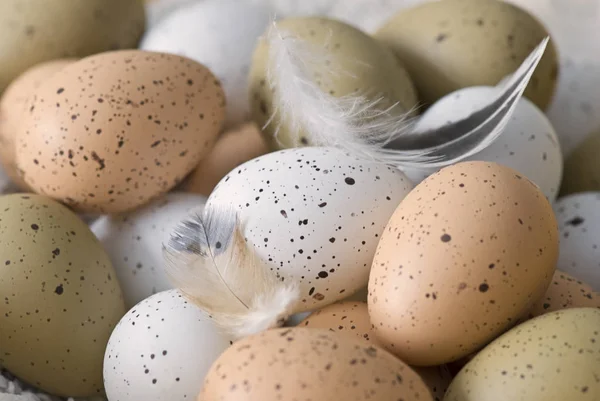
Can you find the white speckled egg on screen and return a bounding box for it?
[206,146,414,312]
[401,86,563,202]
[91,192,206,308]
[553,192,600,291]
[104,289,232,401]
[141,0,271,127]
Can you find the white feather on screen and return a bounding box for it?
[163,204,300,339]
[265,20,549,168]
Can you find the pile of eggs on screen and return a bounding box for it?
[0,0,599,401]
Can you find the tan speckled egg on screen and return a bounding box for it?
[375,0,558,110]
[369,161,559,366]
[525,270,600,319]
[300,302,453,401]
[0,193,125,397]
[0,58,76,190]
[249,17,418,150]
[16,50,226,213]
[444,308,600,401]
[200,327,433,401]
[183,122,269,196]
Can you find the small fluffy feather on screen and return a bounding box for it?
[163,204,300,339]
[265,20,549,168]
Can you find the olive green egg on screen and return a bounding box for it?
[375,0,558,110]
[560,130,600,196]
[248,17,418,150]
[444,308,600,401]
[0,194,126,397]
[0,0,146,93]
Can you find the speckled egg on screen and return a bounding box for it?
[0,58,76,190]
[525,270,599,319]
[249,16,418,150]
[375,0,558,110]
[553,192,600,291]
[91,192,206,308]
[206,146,414,312]
[141,0,271,128]
[299,301,453,401]
[444,308,600,401]
[16,50,226,213]
[0,0,145,93]
[401,86,563,202]
[104,289,232,401]
[0,193,126,397]
[369,161,559,366]
[183,122,269,196]
[200,327,433,401]
[561,129,600,196]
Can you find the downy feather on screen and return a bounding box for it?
[163,204,300,339]
[265,20,549,168]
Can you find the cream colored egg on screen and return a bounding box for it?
[300,301,453,401]
[183,123,269,196]
[200,327,433,401]
[249,17,418,150]
[0,0,145,93]
[0,58,76,190]
[0,194,125,397]
[16,50,226,214]
[369,161,559,366]
[444,308,600,401]
[375,0,558,110]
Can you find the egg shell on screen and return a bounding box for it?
[206,146,414,312]
[444,308,600,401]
[141,0,271,128]
[0,0,145,93]
[249,16,418,150]
[375,0,558,110]
[553,192,600,291]
[369,161,559,366]
[401,86,563,202]
[104,289,232,401]
[200,327,433,401]
[183,123,269,196]
[560,129,600,196]
[0,59,76,190]
[299,301,453,401]
[16,50,226,214]
[525,270,600,319]
[91,192,206,308]
[0,194,125,397]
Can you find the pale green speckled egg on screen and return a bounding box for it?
[0,194,126,397]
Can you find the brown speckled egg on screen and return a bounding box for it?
[300,302,453,401]
[183,122,268,196]
[375,0,558,110]
[0,193,125,397]
[16,50,226,213]
[200,327,433,401]
[444,308,600,401]
[369,161,559,366]
[0,58,76,190]
[525,270,600,319]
